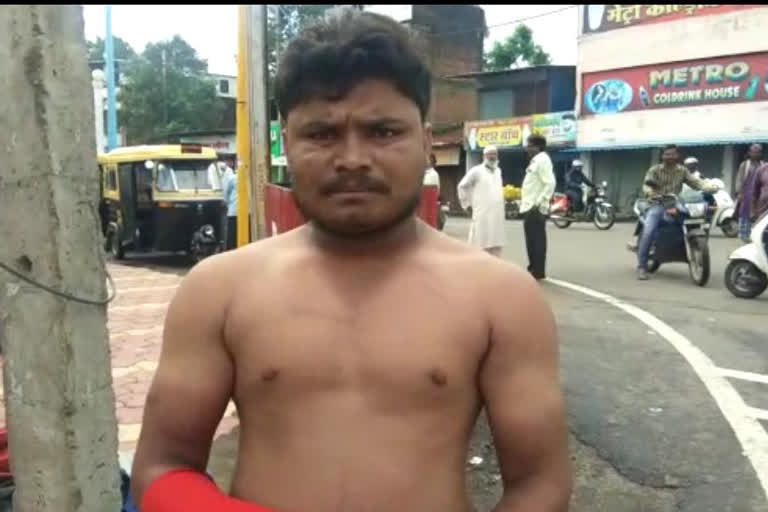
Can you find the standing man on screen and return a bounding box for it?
[131,8,570,512]
[222,164,238,250]
[457,145,506,256]
[520,134,556,280]
[735,144,764,242]
[423,153,445,230]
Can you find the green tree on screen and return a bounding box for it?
[86,35,136,62]
[483,24,551,71]
[118,35,231,144]
[267,5,337,86]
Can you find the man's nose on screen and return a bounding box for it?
[335,133,371,172]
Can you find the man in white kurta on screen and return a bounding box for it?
[457,145,506,256]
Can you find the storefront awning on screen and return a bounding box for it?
[567,137,768,152]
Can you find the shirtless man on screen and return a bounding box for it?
[131,8,571,512]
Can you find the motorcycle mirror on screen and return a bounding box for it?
[144,160,155,170]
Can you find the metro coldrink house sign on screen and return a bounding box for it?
[581,52,768,115]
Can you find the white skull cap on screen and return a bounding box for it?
[483,145,498,155]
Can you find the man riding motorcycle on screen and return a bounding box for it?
[634,145,719,281]
[565,159,595,212]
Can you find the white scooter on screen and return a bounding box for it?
[724,211,768,298]
[681,178,737,237]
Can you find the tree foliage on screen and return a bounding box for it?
[117,35,232,144]
[483,24,551,71]
[267,5,337,90]
[86,35,137,62]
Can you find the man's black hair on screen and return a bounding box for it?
[528,134,547,151]
[275,8,432,120]
[663,144,678,152]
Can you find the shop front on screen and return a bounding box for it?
[577,51,768,206]
[463,111,577,191]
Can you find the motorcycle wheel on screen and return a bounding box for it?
[687,237,710,287]
[724,259,768,299]
[552,215,572,229]
[721,218,738,238]
[593,204,616,230]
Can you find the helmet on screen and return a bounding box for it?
[684,157,699,166]
[571,159,584,168]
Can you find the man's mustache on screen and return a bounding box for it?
[320,175,390,196]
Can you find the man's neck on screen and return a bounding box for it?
[305,215,426,257]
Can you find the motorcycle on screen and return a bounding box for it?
[630,190,712,286]
[681,178,737,237]
[550,181,616,230]
[724,211,768,298]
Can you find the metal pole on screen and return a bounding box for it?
[104,5,118,150]
[236,5,252,247]
[247,4,270,240]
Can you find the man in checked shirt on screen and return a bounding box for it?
[635,144,719,281]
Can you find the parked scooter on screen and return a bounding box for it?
[724,212,768,298]
[682,177,737,237]
[630,190,712,286]
[550,181,616,230]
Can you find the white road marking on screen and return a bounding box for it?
[547,277,768,500]
[116,285,179,293]
[717,368,768,385]
[109,302,169,312]
[745,407,768,421]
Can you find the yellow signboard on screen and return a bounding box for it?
[474,124,522,149]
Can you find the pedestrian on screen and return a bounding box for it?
[457,145,506,256]
[520,133,556,280]
[423,153,445,230]
[735,144,764,242]
[221,164,238,250]
[131,8,571,512]
[752,162,768,221]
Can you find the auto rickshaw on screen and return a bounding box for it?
[98,144,226,262]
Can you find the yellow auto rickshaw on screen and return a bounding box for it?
[98,144,226,262]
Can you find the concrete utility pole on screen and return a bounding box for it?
[247,4,270,240]
[0,5,121,511]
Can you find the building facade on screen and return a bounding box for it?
[576,5,768,212]
[459,66,577,191]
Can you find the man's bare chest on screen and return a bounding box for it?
[224,278,488,406]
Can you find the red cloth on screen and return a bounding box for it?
[142,469,277,512]
[0,429,10,479]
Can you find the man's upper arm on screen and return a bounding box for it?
[131,257,235,502]
[480,267,570,511]
[642,165,658,197]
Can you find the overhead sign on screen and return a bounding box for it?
[582,4,761,35]
[582,52,768,116]
[465,111,576,150]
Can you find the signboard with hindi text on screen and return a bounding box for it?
[581,52,768,116]
[465,111,576,151]
[582,4,762,35]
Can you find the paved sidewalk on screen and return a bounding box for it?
[0,262,240,471]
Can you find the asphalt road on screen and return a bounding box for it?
[445,217,768,512]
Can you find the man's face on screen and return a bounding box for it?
[748,145,763,161]
[685,163,698,173]
[429,155,437,168]
[283,79,431,238]
[662,148,679,166]
[484,150,498,166]
[525,142,539,158]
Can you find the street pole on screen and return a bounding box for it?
[247,4,270,240]
[236,5,252,247]
[104,5,118,151]
[0,5,121,510]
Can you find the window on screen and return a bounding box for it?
[219,79,230,94]
[154,159,222,192]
